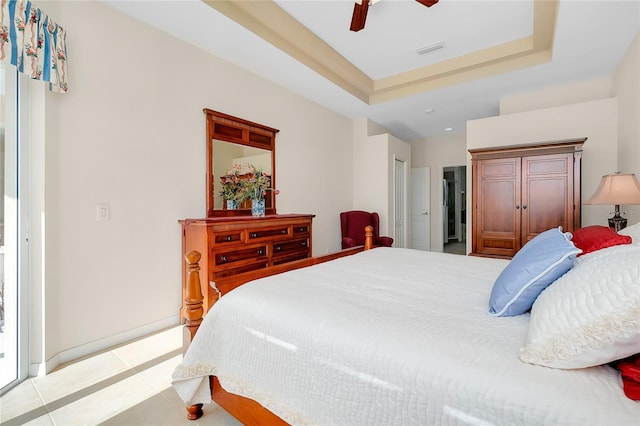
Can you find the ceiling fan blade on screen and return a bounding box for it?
[350,0,369,32]
[416,0,439,7]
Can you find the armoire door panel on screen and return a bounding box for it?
[481,161,517,177]
[522,154,573,243]
[525,155,569,175]
[478,234,518,257]
[481,181,518,234]
[523,177,569,242]
[474,157,521,257]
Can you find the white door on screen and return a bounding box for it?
[410,167,431,250]
[394,159,405,247]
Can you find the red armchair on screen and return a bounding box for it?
[340,210,394,249]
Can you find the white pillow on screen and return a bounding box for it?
[618,221,640,245]
[520,244,640,369]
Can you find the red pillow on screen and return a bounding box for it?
[571,225,631,256]
[611,354,640,400]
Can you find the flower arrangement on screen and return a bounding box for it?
[218,163,279,205]
[218,164,246,203]
[242,164,273,200]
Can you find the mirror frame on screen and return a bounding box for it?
[204,109,278,217]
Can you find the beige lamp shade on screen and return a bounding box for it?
[585,173,640,205]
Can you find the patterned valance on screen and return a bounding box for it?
[0,0,68,93]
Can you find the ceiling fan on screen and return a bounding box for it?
[350,0,439,32]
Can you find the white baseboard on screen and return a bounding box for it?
[30,316,180,376]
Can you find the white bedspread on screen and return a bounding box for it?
[172,248,640,425]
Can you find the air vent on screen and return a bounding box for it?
[416,41,445,55]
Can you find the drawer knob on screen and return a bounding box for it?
[257,249,264,255]
[250,232,257,238]
[225,235,232,241]
[301,242,306,246]
[281,230,286,234]
[275,246,281,252]
[220,255,227,262]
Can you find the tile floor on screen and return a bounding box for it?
[443,240,467,255]
[0,326,241,426]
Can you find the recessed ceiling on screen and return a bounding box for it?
[104,0,640,141]
[203,0,557,105]
[275,0,535,80]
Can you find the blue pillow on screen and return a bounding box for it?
[489,226,581,317]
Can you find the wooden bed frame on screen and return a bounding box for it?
[181,226,375,423]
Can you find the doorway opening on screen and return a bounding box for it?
[443,165,466,255]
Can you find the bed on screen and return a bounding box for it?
[172,226,640,425]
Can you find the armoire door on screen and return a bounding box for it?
[521,153,575,245]
[473,157,521,258]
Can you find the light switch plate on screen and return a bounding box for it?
[96,203,110,221]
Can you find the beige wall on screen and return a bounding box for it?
[387,135,411,246]
[612,32,640,224]
[352,119,411,243]
[410,133,467,251]
[353,120,388,232]
[499,79,612,115]
[37,1,354,369]
[467,97,618,237]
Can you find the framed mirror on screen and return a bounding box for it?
[205,109,278,217]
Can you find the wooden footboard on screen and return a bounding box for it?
[181,226,374,422]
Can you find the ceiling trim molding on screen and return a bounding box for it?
[203,0,559,105]
[203,0,373,102]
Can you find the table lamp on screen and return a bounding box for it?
[585,172,640,231]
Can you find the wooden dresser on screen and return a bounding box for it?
[179,214,314,319]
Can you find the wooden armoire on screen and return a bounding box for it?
[469,138,585,259]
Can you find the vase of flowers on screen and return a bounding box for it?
[219,164,245,209]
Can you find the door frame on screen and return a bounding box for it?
[394,157,408,248]
[442,165,467,252]
[0,67,31,395]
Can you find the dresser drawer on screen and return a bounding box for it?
[211,261,268,279]
[272,239,310,264]
[247,226,289,241]
[273,238,308,254]
[209,230,244,247]
[213,245,268,268]
[272,250,310,265]
[292,224,310,236]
